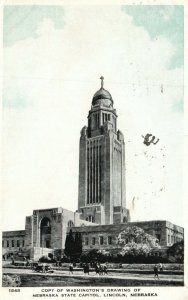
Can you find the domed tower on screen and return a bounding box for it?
[78,77,129,225]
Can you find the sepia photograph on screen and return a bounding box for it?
[1,1,187,298]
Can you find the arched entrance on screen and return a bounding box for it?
[40,217,51,248]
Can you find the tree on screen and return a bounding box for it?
[80,249,110,263]
[74,232,83,258]
[118,226,159,247]
[64,229,75,258]
[117,226,160,262]
[167,240,184,263]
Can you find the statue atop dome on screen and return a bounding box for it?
[92,76,113,107]
[100,76,104,88]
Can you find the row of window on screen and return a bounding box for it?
[85,236,112,246]
[2,239,25,248]
[89,113,111,130]
[86,216,94,223]
[87,144,102,204]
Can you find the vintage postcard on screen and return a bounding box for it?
[1,0,187,300]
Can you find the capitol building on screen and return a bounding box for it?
[2,78,183,260]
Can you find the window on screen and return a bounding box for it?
[99,236,104,245]
[46,240,50,248]
[92,237,95,245]
[11,240,15,247]
[85,237,89,246]
[7,240,9,247]
[108,236,112,245]
[97,113,100,127]
[2,240,4,247]
[123,217,127,223]
[168,235,170,244]
[17,240,20,247]
[156,234,161,243]
[86,215,94,223]
[22,240,25,247]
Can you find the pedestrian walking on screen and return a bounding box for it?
[95,263,100,276]
[83,263,90,275]
[69,263,73,275]
[42,263,46,273]
[103,263,108,275]
[158,263,163,272]
[11,255,15,265]
[154,264,159,280]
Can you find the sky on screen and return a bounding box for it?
[2,5,184,231]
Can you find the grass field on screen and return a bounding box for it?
[2,271,184,287]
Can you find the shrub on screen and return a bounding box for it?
[167,240,184,263]
[39,255,53,263]
[2,275,21,287]
[80,249,111,263]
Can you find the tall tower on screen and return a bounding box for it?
[78,77,129,225]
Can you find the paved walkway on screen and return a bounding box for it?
[3,268,184,283]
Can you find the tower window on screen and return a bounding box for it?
[68,220,74,227]
[94,114,97,129]
[102,113,104,124]
[89,118,91,128]
[92,237,96,245]
[97,113,99,127]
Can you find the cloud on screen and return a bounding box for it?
[3,6,65,47]
[2,6,184,230]
[123,5,184,68]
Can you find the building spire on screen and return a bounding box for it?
[100,76,104,89]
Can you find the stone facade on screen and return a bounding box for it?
[69,220,184,252]
[2,230,26,257]
[2,208,94,260]
[3,218,183,259]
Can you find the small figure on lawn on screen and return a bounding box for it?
[69,263,73,275]
[83,263,90,275]
[158,263,163,272]
[154,264,159,280]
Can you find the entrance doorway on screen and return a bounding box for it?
[40,217,51,248]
